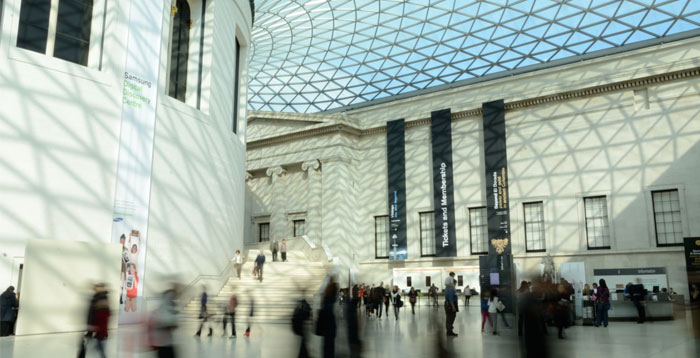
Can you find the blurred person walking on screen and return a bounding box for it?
[233,250,244,279]
[383,285,391,319]
[148,287,180,358]
[345,287,362,358]
[374,282,385,318]
[444,277,458,336]
[292,295,312,358]
[0,286,18,336]
[245,294,255,337]
[517,281,530,337]
[391,285,402,319]
[79,283,110,358]
[480,291,493,332]
[408,287,418,315]
[429,284,439,308]
[222,295,237,338]
[281,239,288,262]
[270,237,279,262]
[463,285,472,307]
[195,286,212,337]
[316,279,338,358]
[594,279,611,327]
[254,249,266,282]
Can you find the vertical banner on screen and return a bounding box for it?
[683,237,700,337]
[481,99,514,313]
[386,119,408,260]
[430,109,457,257]
[111,0,165,324]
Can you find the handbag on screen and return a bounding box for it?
[496,300,506,312]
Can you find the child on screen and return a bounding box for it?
[481,291,493,332]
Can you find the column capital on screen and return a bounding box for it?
[301,159,321,172]
[266,165,287,177]
[245,172,254,181]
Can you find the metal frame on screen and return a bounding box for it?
[419,210,435,257]
[250,0,700,113]
[523,201,546,253]
[583,196,611,250]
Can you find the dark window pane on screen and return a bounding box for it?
[17,0,51,54]
[233,37,240,133]
[54,0,92,65]
[169,0,190,101]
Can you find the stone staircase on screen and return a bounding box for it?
[182,249,326,324]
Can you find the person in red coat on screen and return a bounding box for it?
[82,283,111,358]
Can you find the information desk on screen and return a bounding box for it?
[608,299,674,321]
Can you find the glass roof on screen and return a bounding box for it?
[249,0,700,113]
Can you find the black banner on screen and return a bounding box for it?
[483,99,511,257]
[480,99,514,313]
[594,267,667,276]
[685,238,700,304]
[430,109,457,257]
[386,119,407,260]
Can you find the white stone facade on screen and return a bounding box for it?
[245,37,700,296]
[0,0,252,297]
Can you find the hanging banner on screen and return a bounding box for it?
[111,0,165,324]
[430,109,457,257]
[480,99,514,312]
[386,119,408,260]
[483,99,511,257]
[685,238,700,304]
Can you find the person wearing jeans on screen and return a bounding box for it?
[480,292,493,332]
[594,279,611,327]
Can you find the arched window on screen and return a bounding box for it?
[168,0,190,101]
[16,0,95,66]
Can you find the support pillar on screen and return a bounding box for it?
[302,159,322,246]
[266,165,286,241]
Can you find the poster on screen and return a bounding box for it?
[386,119,407,260]
[684,238,700,304]
[430,109,457,257]
[111,0,165,324]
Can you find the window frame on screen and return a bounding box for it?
[374,215,389,259]
[232,36,240,134]
[583,196,611,250]
[468,206,488,255]
[14,0,106,68]
[523,201,546,253]
[419,211,436,257]
[258,222,270,243]
[651,189,684,247]
[293,219,305,237]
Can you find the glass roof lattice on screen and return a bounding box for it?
[249,0,700,113]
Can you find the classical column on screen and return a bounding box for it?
[320,157,357,273]
[301,159,322,245]
[266,165,286,240]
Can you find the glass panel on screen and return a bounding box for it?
[54,0,93,65]
[17,0,51,54]
[169,0,190,101]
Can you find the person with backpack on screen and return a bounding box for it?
[292,296,312,358]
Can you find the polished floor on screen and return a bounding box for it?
[1,303,699,357]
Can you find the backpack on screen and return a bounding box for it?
[292,300,311,335]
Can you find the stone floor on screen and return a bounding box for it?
[1,303,699,357]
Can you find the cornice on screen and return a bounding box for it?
[247,66,700,148]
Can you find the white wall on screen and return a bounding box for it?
[15,240,121,335]
[0,0,252,298]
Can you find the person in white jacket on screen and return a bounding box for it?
[149,287,180,358]
[487,288,510,335]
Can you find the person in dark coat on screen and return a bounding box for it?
[254,250,266,282]
[81,283,110,358]
[318,279,338,358]
[0,286,18,336]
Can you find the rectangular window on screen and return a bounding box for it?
[469,207,488,254]
[457,275,463,286]
[293,219,305,237]
[17,0,96,66]
[374,216,389,259]
[258,222,270,243]
[524,202,546,252]
[406,276,412,287]
[420,211,435,256]
[584,196,611,249]
[425,276,431,287]
[232,37,240,134]
[652,190,683,246]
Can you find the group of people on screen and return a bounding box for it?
[352,282,405,319]
[194,285,254,340]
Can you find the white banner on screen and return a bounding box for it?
[111,0,165,324]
